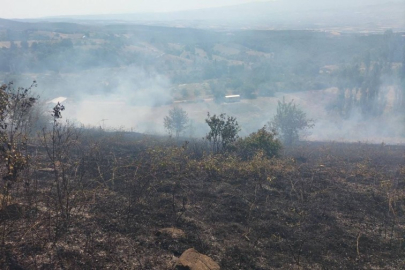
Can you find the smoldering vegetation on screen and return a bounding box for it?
[0,14,405,269]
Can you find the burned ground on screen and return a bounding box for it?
[0,134,404,269]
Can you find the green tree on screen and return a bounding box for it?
[270,98,314,145]
[205,113,240,153]
[164,107,189,138]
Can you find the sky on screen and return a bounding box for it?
[2,0,268,19]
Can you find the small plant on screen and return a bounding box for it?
[164,106,189,138]
[205,113,240,154]
[270,97,314,145]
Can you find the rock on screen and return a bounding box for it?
[175,248,220,270]
[157,227,186,239]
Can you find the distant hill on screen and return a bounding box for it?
[23,0,405,31]
[0,18,95,33]
[0,18,30,30]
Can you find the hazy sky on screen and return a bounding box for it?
[3,0,268,19]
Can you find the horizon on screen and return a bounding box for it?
[3,0,268,19]
[4,0,402,20]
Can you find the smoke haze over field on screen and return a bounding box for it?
[45,66,172,133]
[59,84,405,144]
[13,63,405,144]
[279,89,405,144]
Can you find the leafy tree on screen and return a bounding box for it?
[164,107,189,137]
[270,98,314,145]
[205,113,240,153]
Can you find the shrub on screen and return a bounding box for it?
[235,126,282,160]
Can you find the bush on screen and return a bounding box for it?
[235,126,282,160]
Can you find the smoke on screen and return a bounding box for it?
[40,68,405,144]
[9,63,405,144]
[283,86,405,144]
[44,66,173,133]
